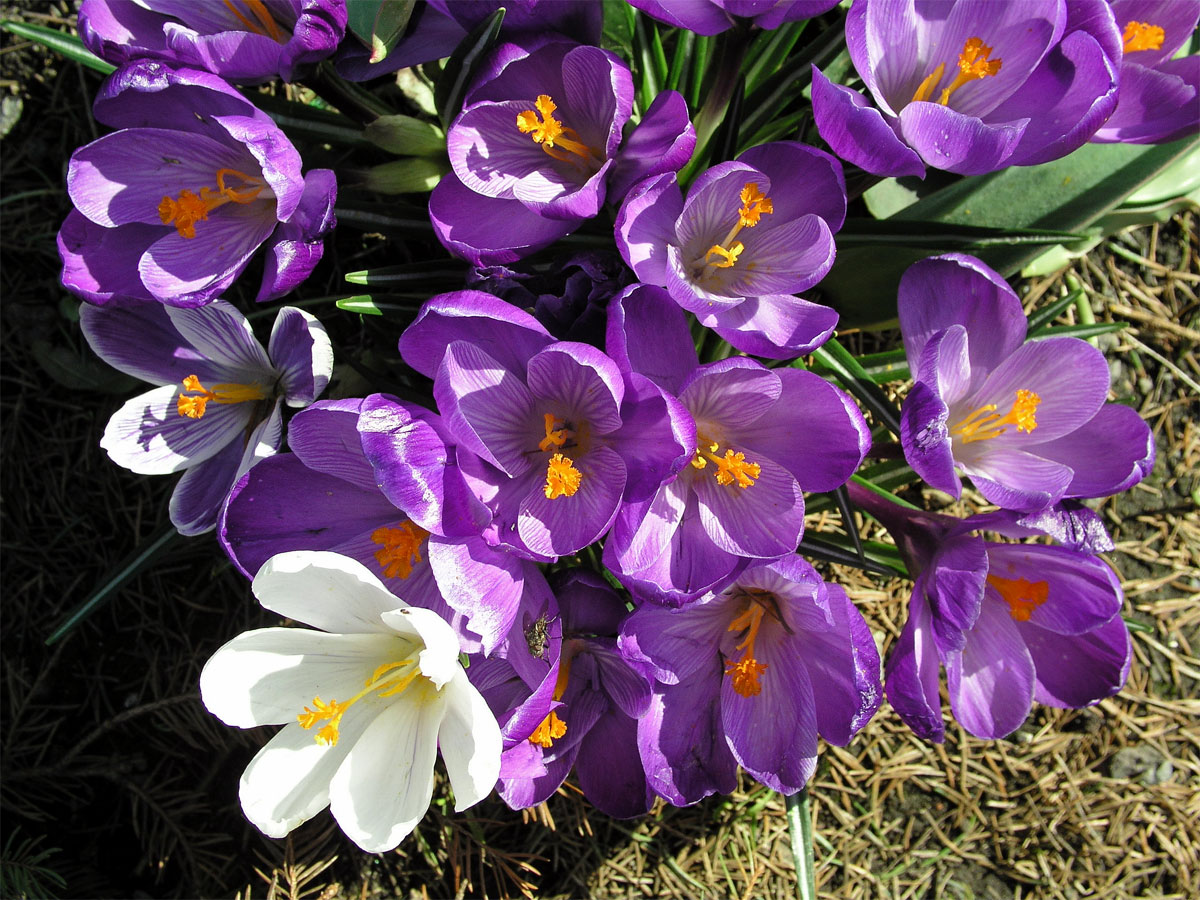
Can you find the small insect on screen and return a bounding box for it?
[162,157,182,165]
[525,614,552,659]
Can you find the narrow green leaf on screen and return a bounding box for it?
[798,534,906,576]
[601,0,636,55]
[810,340,903,437]
[665,28,694,93]
[688,34,713,110]
[850,474,919,510]
[1,20,115,74]
[344,259,468,286]
[346,0,414,62]
[435,8,505,129]
[838,218,1086,247]
[743,20,807,95]
[1030,321,1127,341]
[46,524,180,645]
[252,92,371,147]
[1026,288,1086,333]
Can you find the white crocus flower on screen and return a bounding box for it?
[200,550,502,853]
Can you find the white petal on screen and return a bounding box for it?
[238,706,378,841]
[329,684,448,853]
[380,606,462,689]
[437,669,502,811]
[252,551,410,634]
[200,628,402,727]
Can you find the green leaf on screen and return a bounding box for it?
[601,0,636,56]
[1025,288,1086,333]
[32,339,139,394]
[344,259,468,286]
[46,523,181,645]
[822,136,1199,327]
[1030,321,1128,342]
[0,20,115,74]
[435,7,505,129]
[336,295,429,316]
[346,0,416,63]
[809,339,903,437]
[252,92,371,147]
[838,218,1085,248]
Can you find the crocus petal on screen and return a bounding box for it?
[268,306,333,406]
[608,89,695,204]
[1110,0,1199,68]
[328,685,446,853]
[606,283,699,395]
[926,535,988,653]
[945,598,1036,740]
[985,544,1122,635]
[79,298,197,385]
[726,214,836,297]
[680,359,781,430]
[619,596,733,684]
[287,399,378,491]
[575,708,651,818]
[704,293,839,360]
[883,592,945,743]
[1038,402,1156,500]
[449,100,565,201]
[252,551,409,635]
[614,172,685,285]
[898,103,1027,176]
[1093,57,1200,144]
[379,607,464,689]
[58,210,157,305]
[519,444,626,557]
[607,372,695,502]
[735,140,847,233]
[436,670,503,810]
[1020,615,1130,708]
[899,380,961,498]
[960,446,1074,512]
[525,343,624,434]
[257,168,337,303]
[810,69,926,178]
[200,628,401,728]
[166,300,273,375]
[101,383,252,475]
[694,455,805,558]
[427,538,525,656]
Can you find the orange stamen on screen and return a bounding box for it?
[158,168,264,239]
[912,37,1002,105]
[724,600,769,697]
[951,389,1040,444]
[1122,21,1165,53]
[371,522,429,580]
[691,437,761,489]
[694,181,773,279]
[528,710,568,747]
[176,374,269,419]
[539,412,573,452]
[222,0,287,42]
[297,659,418,746]
[544,453,582,499]
[987,575,1049,622]
[516,94,599,165]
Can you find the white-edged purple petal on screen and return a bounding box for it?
[899,380,961,498]
[268,306,332,406]
[525,343,624,434]
[810,68,926,178]
[704,293,839,360]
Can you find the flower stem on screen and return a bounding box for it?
[786,786,816,900]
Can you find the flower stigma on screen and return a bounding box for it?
[724,595,772,697]
[694,182,773,281]
[692,435,761,489]
[1122,21,1164,53]
[912,37,1002,105]
[516,95,601,168]
[950,389,1040,443]
[371,522,429,579]
[158,168,265,239]
[545,453,582,498]
[176,374,269,419]
[987,574,1049,622]
[221,0,287,42]
[298,658,419,746]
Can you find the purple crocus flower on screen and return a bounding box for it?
[898,254,1154,513]
[616,141,844,358]
[432,39,695,266]
[399,291,694,560]
[78,0,347,84]
[498,570,654,818]
[627,0,840,36]
[1092,0,1200,143]
[812,0,1122,176]
[603,284,869,605]
[80,298,331,535]
[59,61,336,308]
[621,555,881,804]
[220,395,551,656]
[850,483,1131,742]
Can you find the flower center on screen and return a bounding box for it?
[221,0,288,42]
[158,168,265,239]
[1122,20,1165,53]
[298,658,419,746]
[529,648,573,748]
[539,413,585,499]
[950,389,1040,444]
[724,597,770,697]
[912,37,1002,106]
[516,94,601,168]
[692,182,773,281]
[691,434,761,489]
[987,574,1049,622]
[176,374,269,419]
[371,522,429,580]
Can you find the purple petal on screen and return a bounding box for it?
[169,432,244,536]
[614,172,685,285]
[705,293,839,360]
[267,306,332,405]
[608,89,695,204]
[518,444,625,557]
[926,535,988,653]
[428,537,525,656]
[449,101,563,200]
[727,214,836,297]
[607,372,695,503]
[883,591,945,742]
[735,140,847,232]
[694,454,805,558]
[165,302,272,375]
[1038,402,1156,500]
[285,399,377,491]
[1110,0,1199,68]
[575,707,651,817]
[680,359,781,430]
[79,298,197,385]
[163,28,284,84]
[810,69,926,178]
[58,210,157,305]
[961,446,1075,512]
[619,594,732,684]
[606,284,698,394]
[985,543,1122,635]
[257,168,337,303]
[526,343,624,434]
[946,599,1036,740]
[898,102,1027,176]
[899,380,961,498]
[627,0,734,35]
[1093,57,1200,145]
[1020,615,1130,708]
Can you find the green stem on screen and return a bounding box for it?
[786,787,816,900]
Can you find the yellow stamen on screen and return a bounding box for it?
[222,0,287,42]
[544,453,582,499]
[371,522,429,580]
[1122,20,1165,53]
[516,94,599,165]
[528,710,568,747]
[692,438,761,488]
[950,389,1040,443]
[738,183,773,228]
[297,658,417,746]
[703,241,744,269]
[912,37,1002,106]
[158,168,264,239]
[693,181,773,281]
[724,600,769,697]
[176,373,269,419]
[539,412,573,452]
[987,574,1049,622]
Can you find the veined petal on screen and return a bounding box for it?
[614,171,683,285]
[329,683,446,853]
[58,210,158,305]
[726,214,835,297]
[428,537,524,656]
[694,454,805,558]
[201,628,401,728]
[959,445,1074,512]
[1021,615,1130,708]
[519,444,626,557]
[883,591,945,742]
[269,306,333,406]
[810,69,926,178]
[680,359,781,430]
[449,100,564,201]
[900,380,961,498]
[79,298,203,385]
[253,551,409,635]
[946,599,1036,740]
[898,104,1027,176]
[525,343,624,434]
[165,300,273,377]
[1038,403,1155,500]
[704,293,838,360]
[984,543,1122,635]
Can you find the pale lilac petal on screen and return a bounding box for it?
[705,294,839,360]
[165,301,272,377]
[614,172,685,285]
[726,214,835,297]
[1040,403,1155,500]
[694,455,804,558]
[526,343,624,435]
[810,69,926,178]
[680,359,781,430]
[898,103,1027,176]
[268,306,332,406]
[946,599,1036,740]
[960,446,1074,512]
[79,298,200,385]
[287,399,378,491]
[1094,58,1200,145]
[735,140,847,232]
[428,538,525,656]
[519,444,626,557]
[449,101,564,201]
[883,592,945,742]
